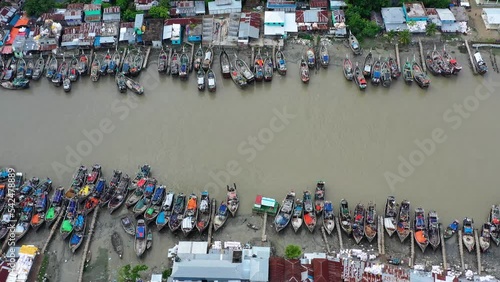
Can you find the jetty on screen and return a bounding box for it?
[409,230,414,268]
[272,45,276,70]
[378,215,385,255]
[395,44,401,71]
[142,47,151,69]
[78,205,100,282]
[475,229,482,275]
[465,40,478,74]
[166,47,172,75]
[458,229,465,271]
[261,213,268,242]
[321,226,331,254]
[89,49,94,76]
[251,47,255,69]
[189,43,195,72]
[119,48,128,70]
[418,39,427,74]
[440,224,447,270]
[207,198,216,248]
[335,216,343,249]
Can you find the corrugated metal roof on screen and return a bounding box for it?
[67,3,84,10]
[309,0,328,8]
[134,13,144,29]
[103,6,120,14]
[265,11,285,23]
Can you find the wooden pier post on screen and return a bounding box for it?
[142,47,151,69]
[440,224,447,270]
[89,49,94,76]
[418,39,427,74]
[166,48,173,75]
[474,229,481,275]
[42,209,65,253]
[465,40,478,74]
[119,48,128,70]
[321,227,331,254]
[335,216,343,249]
[458,229,465,271]
[378,216,385,255]
[207,198,216,249]
[251,47,255,68]
[261,213,268,242]
[78,205,100,282]
[190,43,195,72]
[395,44,401,72]
[409,230,415,268]
[272,45,276,70]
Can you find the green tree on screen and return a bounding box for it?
[118,264,148,282]
[148,6,169,18]
[24,0,56,17]
[422,0,451,8]
[123,9,143,21]
[346,8,381,39]
[426,23,438,36]
[285,245,302,259]
[398,30,411,45]
[162,269,172,279]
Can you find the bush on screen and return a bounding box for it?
[285,245,302,259]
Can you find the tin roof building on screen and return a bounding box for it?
[208,0,242,15]
[103,6,121,22]
[482,8,500,30]
[65,3,84,26]
[296,10,329,31]
[381,7,409,32]
[238,12,260,44]
[83,4,102,22]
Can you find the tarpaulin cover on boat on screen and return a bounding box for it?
[137,178,146,187]
[46,208,55,220]
[323,55,328,61]
[31,214,40,224]
[70,234,80,245]
[157,212,165,224]
[415,231,427,243]
[465,227,473,234]
[62,220,73,232]
[145,185,154,194]
[304,213,314,225]
[95,180,105,193]
[75,215,84,229]
[219,204,227,214]
[146,208,154,215]
[384,218,395,229]
[187,198,196,210]
[136,226,145,238]
[324,203,333,212]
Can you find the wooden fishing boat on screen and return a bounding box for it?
[388,56,400,79]
[14,171,24,190]
[254,50,264,82]
[425,52,441,76]
[78,52,89,76]
[323,201,335,235]
[432,49,452,76]
[194,45,204,72]
[428,211,440,251]
[442,45,462,75]
[353,63,366,90]
[99,170,121,207]
[121,215,135,236]
[230,64,247,88]
[77,183,94,204]
[303,191,316,233]
[16,58,26,79]
[146,229,153,250]
[69,211,86,253]
[319,44,329,68]
[14,197,34,242]
[207,68,216,92]
[227,184,239,217]
[402,59,413,84]
[52,59,66,86]
[144,185,166,224]
[133,179,157,217]
[412,59,430,89]
[121,50,132,76]
[300,58,310,84]
[68,56,79,82]
[197,68,205,91]
[116,73,127,93]
[275,191,295,232]
[111,231,123,258]
[130,51,144,77]
[349,32,361,55]
[213,201,228,232]
[276,49,287,75]
[100,51,111,75]
[235,57,255,83]
[0,210,15,240]
[32,55,45,81]
[443,220,459,240]
[90,56,100,82]
[2,58,16,81]
[202,46,213,71]
[124,76,144,95]
[381,60,391,87]
[364,202,377,243]
[60,199,78,240]
[353,203,365,244]
[20,177,39,196]
[264,54,273,82]
[143,178,157,199]
[126,182,146,208]
[384,196,397,237]
[306,48,316,70]
[181,193,198,235]
[169,193,186,232]
[135,219,147,257]
[314,181,325,215]
[33,178,52,197]
[479,222,491,252]
[363,51,373,78]
[489,205,500,246]
[156,191,174,231]
[473,51,488,75]
[397,200,411,243]
[30,192,48,231]
[25,59,33,79]
[130,164,151,191]
[343,55,353,81]
[0,57,5,81]
[291,199,303,232]
[158,48,168,73]
[463,217,475,252]
[220,48,231,79]
[108,174,130,213]
[1,78,29,90]
[179,51,189,80]
[84,179,103,214]
[109,50,120,75]
[45,186,65,227]
[339,199,352,235]
[196,191,211,233]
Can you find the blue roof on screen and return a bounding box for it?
[9,14,20,26]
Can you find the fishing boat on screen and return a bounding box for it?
[100,180,117,208]
[45,186,65,227]
[146,229,153,250]
[220,49,231,79]
[197,68,205,91]
[77,183,94,204]
[100,51,111,75]
[428,211,440,251]
[69,211,86,253]
[133,179,157,217]
[442,45,462,75]
[68,56,79,82]
[109,170,122,190]
[144,185,166,224]
[479,222,491,252]
[1,78,29,90]
[384,196,397,237]
[397,200,411,243]
[207,68,216,92]
[16,58,26,79]
[179,51,189,80]
[111,231,123,258]
[135,219,147,257]
[30,192,48,231]
[196,191,211,233]
[343,55,353,81]
[353,203,365,244]
[202,46,213,71]
[84,180,105,214]
[90,56,100,82]
[156,191,174,231]
[78,52,89,76]
[303,191,316,233]
[276,49,287,75]
[489,205,500,246]
[402,59,413,84]
[181,193,198,235]
[169,193,186,232]
[124,76,144,95]
[213,201,228,232]
[254,50,264,82]
[323,201,335,235]
[2,58,16,81]
[306,48,316,69]
[473,51,488,75]
[432,49,452,76]
[32,55,45,80]
[291,199,303,232]
[130,51,144,77]
[349,32,361,55]
[300,58,310,84]
[364,203,377,243]
[381,60,391,87]
[33,178,52,197]
[235,57,255,83]
[425,52,441,76]
[121,51,132,76]
[314,181,325,215]
[230,64,247,88]
[353,63,366,90]
[116,73,127,93]
[0,211,14,240]
[319,44,329,68]
[60,199,78,240]
[121,215,135,236]
[412,59,430,88]
[20,177,39,196]
[264,55,273,82]
[158,48,168,73]
[25,59,33,79]
[193,45,204,72]
[108,174,130,213]
[126,182,146,208]
[463,217,475,252]
[388,56,400,79]
[444,220,459,240]
[371,58,381,85]
[52,59,66,86]
[130,164,151,191]
[363,51,373,78]
[86,164,101,184]
[339,199,352,235]
[227,184,239,217]
[109,51,120,75]
[275,191,295,232]
[63,77,71,93]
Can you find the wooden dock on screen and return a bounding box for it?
[458,229,465,271]
[166,48,172,75]
[189,43,194,72]
[42,209,65,253]
[409,230,415,268]
[418,39,427,74]
[321,227,331,254]
[142,47,151,69]
[440,225,447,270]
[261,213,268,242]
[335,216,343,249]
[89,49,94,76]
[378,216,385,255]
[207,198,216,248]
[272,45,276,70]
[119,48,128,70]
[395,44,401,72]
[474,229,482,275]
[78,205,100,282]
[465,40,478,74]
[251,47,255,68]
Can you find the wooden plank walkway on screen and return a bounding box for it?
[78,205,100,282]
[465,40,478,74]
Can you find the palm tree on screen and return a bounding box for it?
[399,30,411,46]
[426,23,438,36]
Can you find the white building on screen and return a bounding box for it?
[264,11,285,36]
[208,0,242,15]
[381,7,409,32]
[482,8,500,29]
[436,8,460,32]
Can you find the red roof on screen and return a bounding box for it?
[312,259,329,282]
[284,259,302,281]
[269,257,285,282]
[67,3,84,10]
[255,195,263,204]
[164,18,201,26]
[310,0,328,8]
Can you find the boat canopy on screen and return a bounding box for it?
[70,234,80,244]
[136,226,145,238]
[157,212,165,223]
[187,198,196,210]
[62,220,73,232]
[415,230,427,243]
[304,213,314,225]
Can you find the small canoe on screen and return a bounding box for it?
[121,215,135,236]
[443,220,459,240]
[213,201,228,232]
[276,49,287,75]
[384,196,397,237]
[291,199,303,232]
[343,55,353,81]
[197,68,205,91]
[227,184,239,217]
[207,68,216,92]
[300,59,309,84]
[135,219,147,257]
[339,199,352,235]
[111,231,123,258]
